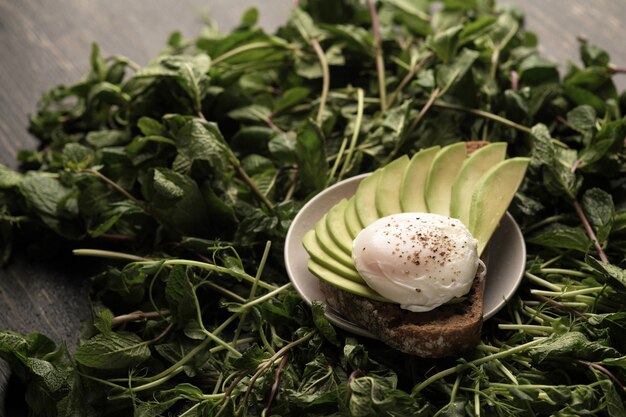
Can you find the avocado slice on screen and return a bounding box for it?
[450,142,507,227]
[302,230,363,283]
[307,259,390,302]
[469,157,530,255]
[355,169,382,227]
[326,198,353,255]
[344,197,363,239]
[375,155,409,217]
[425,142,467,216]
[315,213,355,269]
[400,146,440,213]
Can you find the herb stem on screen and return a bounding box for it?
[432,101,532,134]
[72,248,149,262]
[368,0,387,113]
[474,378,481,417]
[310,38,330,125]
[284,168,298,201]
[233,160,275,210]
[411,338,545,394]
[241,331,314,413]
[387,53,433,109]
[539,268,588,277]
[495,359,518,384]
[212,41,286,66]
[327,137,348,185]
[572,198,609,262]
[111,309,171,325]
[192,284,241,357]
[529,295,587,317]
[136,259,277,291]
[84,168,147,210]
[524,271,562,291]
[238,283,292,311]
[136,314,240,385]
[338,88,365,180]
[232,241,271,347]
[0,214,29,223]
[498,324,553,334]
[575,359,626,392]
[384,87,439,164]
[263,353,290,415]
[198,281,246,303]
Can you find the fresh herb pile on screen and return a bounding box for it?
[1,0,626,415]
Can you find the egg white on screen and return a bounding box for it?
[352,213,481,312]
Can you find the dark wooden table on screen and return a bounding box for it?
[0,1,624,415]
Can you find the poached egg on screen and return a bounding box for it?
[352,213,483,312]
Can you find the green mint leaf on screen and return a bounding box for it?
[582,188,614,245]
[0,164,23,189]
[239,7,259,29]
[132,54,211,112]
[137,117,164,136]
[528,224,590,252]
[518,55,559,86]
[587,312,626,352]
[284,355,340,407]
[228,104,272,123]
[142,168,211,237]
[85,130,129,148]
[566,105,596,132]
[62,143,95,171]
[529,332,619,364]
[173,118,231,176]
[586,256,626,292]
[600,380,626,417]
[321,24,374,55]
[289,8,322,42]
[436,48,479,92]
[87,81,130,106]
[564,84,607,114]
[579,40,610,67]
[268,133,297,165]
[295,120,327,193]
[21,173,74,219]
[429,24,462,63]
[347,375,422,417]
[75,331,151,370]
[273,87,312,114]
[579,119,626,170]
[232,344,270,373]
[458,15,497,46]
[20,172,84,238]
[165,265,197,326]
[311,301,339,346]
[385,0,431,21]
[93,306,115,335]
[530,124,581,199]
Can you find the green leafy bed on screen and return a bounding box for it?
[1,0,626,415]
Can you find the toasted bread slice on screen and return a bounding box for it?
[316,141,491,357]
[319,267,485,357]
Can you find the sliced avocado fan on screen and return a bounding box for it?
[302,142,529,302]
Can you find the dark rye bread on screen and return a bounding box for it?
[319,270,485,357]
[316,141,491,357]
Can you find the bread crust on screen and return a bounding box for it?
[319,272,485,357]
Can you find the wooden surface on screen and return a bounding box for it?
[0,1,624,415]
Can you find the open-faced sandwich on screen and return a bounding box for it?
[302,141,529,357]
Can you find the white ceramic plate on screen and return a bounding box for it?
[284,173,526,338]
